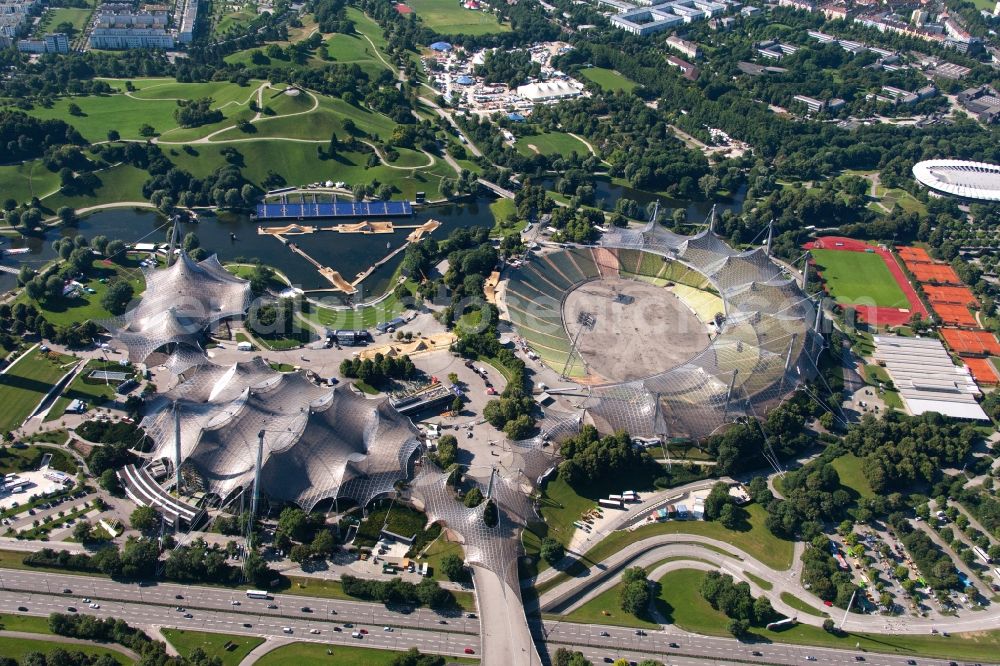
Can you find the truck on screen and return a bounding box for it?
[598,498,623,510]
[246,590,270,599]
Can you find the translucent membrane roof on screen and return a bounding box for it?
[505,222,823,440]
[141,358,420,510]
[101,253,253,365]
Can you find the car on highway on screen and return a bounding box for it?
[183,613,193,619]
[464,648,475,655]
[310,629,320,634]
[300,606,312,613]
[17,606,27,612]
[267,603,278,609]
[360,629,368,634]
[343,623,354,628]
[329,609,337,615]
[282,627,292,634]
[89,603,100,609]
[230,600,240,606]
[466,613,477,619]
[333,627,342,632]
[438,620,448,624]
[752,652,762,657]
[62,589,72,594]
[175,594,184,599]
[602,659,614,664]
[352,631,363,639]
[383,626,392,632]
[906,661,916,665]
[242,623,252,628]
[66,607,77,613]
[854,658,865,662]
[806,657,816,662]
[668,643,679,648]
[634,630,645,636]
[82,598,91,603]
[175,607,185,612]
[598,631,610,637]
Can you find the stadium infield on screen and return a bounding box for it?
[806,237,926,327]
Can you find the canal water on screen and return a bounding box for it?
[0,183,746,298]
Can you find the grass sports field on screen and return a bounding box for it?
[162,629,263,666]
[810,249,909,308]
[409,0,509,35]
[0,348,78,433]
[579,67,638,92]
[515,131,589,157]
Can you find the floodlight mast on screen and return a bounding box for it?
[251,429,265,522]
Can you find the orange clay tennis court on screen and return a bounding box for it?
[924,285,978,307]
[898,246,933,266]
[931,303,979,327]
[962,357,999,385]
[941,328,1000,356]
[908,263,962,284]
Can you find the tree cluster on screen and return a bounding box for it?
[557,426,651,488]
[174,97,224,128]
[340,353,416,385]
[340,574,455,608]
[700,571,775,637]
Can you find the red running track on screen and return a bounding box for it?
[804,236,928,328]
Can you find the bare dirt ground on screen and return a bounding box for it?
[561,277,710,384]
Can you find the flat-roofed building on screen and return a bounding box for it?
[90,27,175,49]
[18,32,69,53]
[873,335,989,420]
[793,94,825,113]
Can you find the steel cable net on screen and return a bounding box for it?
[505,224,822,441]
[411,466,525,591]
[100,253,252,365]
[141,360,419,510]
[506,412,582,487]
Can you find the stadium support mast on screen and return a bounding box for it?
[801,252,810,289]
[708,204,717,233]
[814,303,823,334]
[765,220,773,256]
[722,369,739,420]
[486,466,496,500]
[251,430,265,520]
[172,401,181,533]
[650,200,660,226]
[166,216,179,267]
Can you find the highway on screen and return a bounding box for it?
[0,588,479,659]
[0,569,479,636]
[0,569,979,666]
[537,620,966,666]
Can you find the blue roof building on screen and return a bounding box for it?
[430,41,453,52]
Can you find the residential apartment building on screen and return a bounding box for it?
[17,31,69,53]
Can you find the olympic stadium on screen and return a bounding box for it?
[912,159,1000,202]
[499,219,824,441]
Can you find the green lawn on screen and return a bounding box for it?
[780,591,827,617]
[44,164,152,211]
[536,475,598,551]
[810,249,909,308]
[325,32,392,77]
[280,574,476,611]
[0,636,130,664]
[0,160,61,203]
[46,358,133,422]
[579,67,637,93]
[257,643,479,665]
[15,255,147,328]
[0,444,76,475]
[302,282,415,330]
[489,198,522,237]
[560,578,660,629]
[744,571,773,591]
[161,629,263,666]
[0,612,57,634]
[830,453,875,499]
[515,131,589,158]
[660,568,1000,662]
[421,536,466,582]
[0,348,78,433]
[409,0,510,35]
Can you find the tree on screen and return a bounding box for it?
[718,503,738,529]
[99,469,122,495]
[464,486,484,508]
[107,129,120,142]
[727,618,750,638]
[451,395,463,413]
[440,553,467,582]
[101,280,134,315]
[436,434,458,469]
[312,529,336,558]
[619,567,651,616]
[72,520,94,542]
[822,618,836,633]
[277,507,311,542]
[290,543,314,563]
[540,537,564,565]
[130,506,159,532]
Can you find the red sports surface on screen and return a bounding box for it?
[804,237,927,327]
[941,328,1000,356]
[962,357,999,385]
